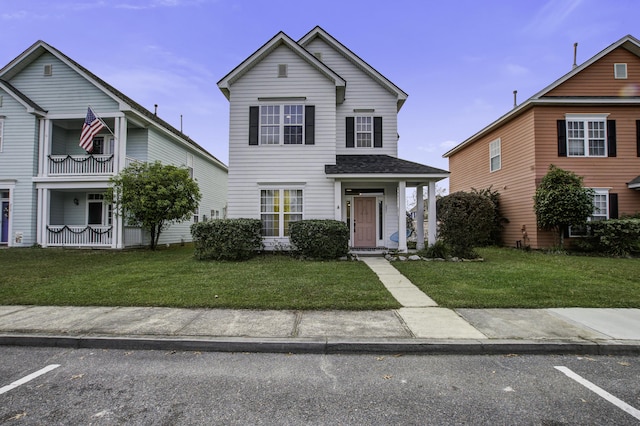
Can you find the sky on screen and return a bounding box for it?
[1,0,638,193]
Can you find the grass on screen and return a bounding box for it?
[0,245,400,310]
[392,247,640,308]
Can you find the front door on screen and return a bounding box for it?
[1,201,8,244]
[354,197,376,248]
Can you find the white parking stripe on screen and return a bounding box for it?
[555,366,640,421]
[0,364,61,395]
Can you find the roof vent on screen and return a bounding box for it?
[614,63,628,79]
[513,90,518,108]
[43,64,52,76]
[572,42,578,69]
[278,64,288,78]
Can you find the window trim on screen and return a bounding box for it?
[569,188,609,237]
[489,138,501,172]
[259,186,304,238]
[565,114,608,157]
[614,63,627,79]
[355,116,373,148]
[258,104,305,145]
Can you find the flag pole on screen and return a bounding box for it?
[88,105,118,140]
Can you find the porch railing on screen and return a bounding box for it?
[46,225,113,247]
[48,154,114,175]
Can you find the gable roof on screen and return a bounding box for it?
[0,40,226,170]
[217,31,346,103]
[298,26,408,111]
[443,34,640,158]
[0,78,46,116]
[325,155,449,179]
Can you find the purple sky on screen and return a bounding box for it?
[1,0,638,192]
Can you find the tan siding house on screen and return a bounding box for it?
[444,35,640,249]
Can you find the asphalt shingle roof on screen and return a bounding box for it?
[325,155,449,175]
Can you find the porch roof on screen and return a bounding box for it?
[325,155,449,180]
[628,175,640,190]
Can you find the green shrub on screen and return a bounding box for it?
[289,220,349,260]
[436,191,495,259]
[471,186,509,246]
[420,239,450,258]
[191,218,263,261]
[590,219,640,257]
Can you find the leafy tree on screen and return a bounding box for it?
[533,165,595,248]
[105,161,201,250]
[436,191,495,258]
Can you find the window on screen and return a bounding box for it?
[570,189,609,237]
[356,117,373,147]
[92,136,114,155]
[187,153,194,179]
[193,207,199,223]
[260,105,304,145]
[260,189,303,237]
[566,116,607,157]
[489,138,501,172]
[614,63,627,79]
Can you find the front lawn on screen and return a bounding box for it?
[392,247,640,308]
[0,245,400,310]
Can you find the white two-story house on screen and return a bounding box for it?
[0,40,227,248]
[218,27,448,251]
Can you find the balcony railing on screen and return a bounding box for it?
[48,154,114,175]
[46,225,113,247]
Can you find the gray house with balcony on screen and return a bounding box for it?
[0,40,227,248]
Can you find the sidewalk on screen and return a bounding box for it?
[1,257,639,355]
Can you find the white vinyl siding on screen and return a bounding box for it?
[304,38,399,157]
[489,138,501,172]
[226,44,336,224]
[0,118,3,152]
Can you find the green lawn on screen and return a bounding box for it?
[0,245,400,310]
[392,247,640,308]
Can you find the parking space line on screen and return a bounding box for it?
[555,366,640,421]
[0,364,61,395]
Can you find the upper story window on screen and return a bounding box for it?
[356,117,373,147]
[566,115,607,157]
[489,138,501,172]
[250,104,315,146]
[187,153,194,179]
[614,63,627,79]
[346,116,382,148]
[92,136,114,155]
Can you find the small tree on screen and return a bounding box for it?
[105,161,201,250]
[533,165,594,248]
[436,191,495,258]
[471,186,508,246]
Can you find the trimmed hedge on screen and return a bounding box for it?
[289,220,349,259]
[590,218,640,257]
[191,219,263,261]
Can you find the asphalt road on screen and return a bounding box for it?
[1,347,639,425]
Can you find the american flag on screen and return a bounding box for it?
[79,107,104,152]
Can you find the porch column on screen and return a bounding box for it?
[115,116,127,173]
[428,180,437,246]
[334,180,341,220]
[416,185,425,250]
[39,188,49,248]
[38,118,51,177]
[398,181,407,252]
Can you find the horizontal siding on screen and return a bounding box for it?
[227,44,337,220]
[0,89,39,245]
[305,38,399,157]
[546,47,640,97]
[449,109,538,247]
[9,52,119,115]
[125,128,148,161]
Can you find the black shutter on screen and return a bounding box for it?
[249,106,259,145]
[557,120,567,157]
[304,105,315,145]
[607,120,616,157]
[374,117,383,148]
[346,117,354,148]
[609,193,619,219]
[636,120,640,157]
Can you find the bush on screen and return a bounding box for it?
[590,219,640,257]
[471,186,508,246]
[289,220,349,260]
[191,219,263,261]
[436,191,495,258]
[420,239,450,259]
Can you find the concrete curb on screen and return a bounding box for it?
[2,334,639,356]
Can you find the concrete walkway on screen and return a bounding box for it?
[0,258,639,355]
